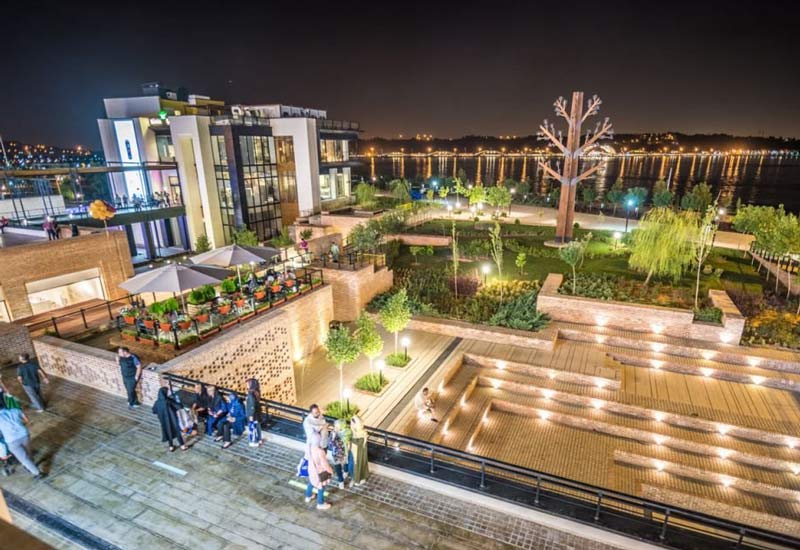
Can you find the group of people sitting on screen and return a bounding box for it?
[151,379,264,452]
[299,404,369,510]
[244,267,300,294]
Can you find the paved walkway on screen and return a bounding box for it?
[1,374,624,550]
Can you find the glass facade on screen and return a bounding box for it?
[211,135,236,243]
[239,135,282,242]
[319,168,351,201]
[156,135,175,162]
[319,139,349,163]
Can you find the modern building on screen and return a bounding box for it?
[97,83,360,249]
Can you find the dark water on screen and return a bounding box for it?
[354,154,800,212]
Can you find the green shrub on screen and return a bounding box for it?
[385,353,410,367]
[194,234,211,253]
[560,273,618,300]
[148,301,166,317]
[354,182,377,206]
[162,297,180,313]
[300,229,313,240]
[489,290,550,331]
[694,307,723,324]
[271,226,293,247]
[324,401,361,421]
[232,228,259,246]
[188,284,216,305]
[354,372,389,394]
[220,278,238,294]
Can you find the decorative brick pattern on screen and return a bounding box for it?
[538,273,744,344]
[0,321,34,366]
[33,335,161,403]
[0,230,133,320]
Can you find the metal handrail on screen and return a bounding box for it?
[159,372,800,550]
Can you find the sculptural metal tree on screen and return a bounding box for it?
[537,92,614,243]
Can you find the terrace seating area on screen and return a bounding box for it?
[386,327,800,537]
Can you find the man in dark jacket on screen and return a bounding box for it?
[117,347,142,409]
[17,353,49,412]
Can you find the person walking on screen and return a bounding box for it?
[245,379,263,447]
[349,415,369,485]
[0,398,44,479]
[152,387,188,452]
[16,353,49,412]
[304,430,333,510]
[117,347,142,409]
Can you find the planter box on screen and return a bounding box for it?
[123,316,136,325]
[234,299,246,308]
[121,332,137,342]
[254,291,266,301]
[194,314,210,324]
[178,321,192,331]
[221,319,239,330]
[139,337,156,346]
[159,322,172,332]
[354,381,390,397]
[218,305,232,315]
[142,320,155,330]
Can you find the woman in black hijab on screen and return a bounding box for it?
[192,384,211,434]
[152,387,188,452]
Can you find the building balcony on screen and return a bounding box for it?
[318,119,360,132]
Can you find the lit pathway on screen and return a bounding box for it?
[1,374,626,550]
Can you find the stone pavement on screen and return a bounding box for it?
[1,374,625,550]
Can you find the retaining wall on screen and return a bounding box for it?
[407,316,556,351]
[537,274,744,344]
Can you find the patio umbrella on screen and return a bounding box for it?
[119,264,226,310]
[190,244,281,286]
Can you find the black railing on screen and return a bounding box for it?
[160,371,800,550]
[23,294,140,338]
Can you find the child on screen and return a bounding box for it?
[328,419,351,489]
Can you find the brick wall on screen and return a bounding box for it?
[321,265,393,321]
[0,230,133,320]
[0,322,34,367]
[538,274,744,344]
[408,316,556,351]
[33,336,162,404]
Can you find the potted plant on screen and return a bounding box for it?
[194,306,210,324]
[254,286,266,301]
[187,285,216,315]
[142,317,156,330]
[121,307,139,325]
[217,298,232,316]
[178,318,192,330]
[220,278,238,296]
[120,328,137,341]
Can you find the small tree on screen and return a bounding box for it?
[559,237,590,295]
[349,222,382,253]
[581,185,597,212]
[451,220,460,297]
[681,182,713,212]
[489,222,504,300]
[651,179,674,207]
[379,289,412,354]
[325,326,361,404]
[607,179,625,215]
[515,251,527,275]
[438,186,450,200]
[354,182,376,206]
[426,189,435,201]
[624,187,649,211]
[194,234,211,253]
[391,179,412,202]
[232,228,259,246]
[692,205,718,309]
[468,185,487,207]
[628,208,697,285]
[355,314,383,371]
[408,245,432,264]
[486,185,512,215]
[453,177,468,205]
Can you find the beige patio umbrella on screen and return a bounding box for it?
[189,244,280,286]
[119,264,226,310]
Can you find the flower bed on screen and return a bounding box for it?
[354,372,389,394]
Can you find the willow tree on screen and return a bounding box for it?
[628,208,697,285]
[693,206,718,309]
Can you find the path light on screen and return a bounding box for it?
[747,357,762,367]
[591,399,604,410]
[653,435,666,445]
[401,336,410,360]
[650,359,664,369]
[702,350,716,360]
[701,367,715,377]
[496,360,507,370]
[548,370,557,380]
[787,439,798,449]
[651,324,664,335]
[653,411,666,422]
[650,343,664,353]
[654,461,666,472]
[538,410,551,420]
[482,263,491,283]
[791,465,800,475]
[720,476,734,488]
[343,387,353,413]
[594,379,607,389]
[717,448,732,459]
[595,316,608,327]
[542,389,555,400]
[491,379,501,389]
[751,375,765,385]
[717,424,730,435]
[595,335,606,344]
[376,359,386,385]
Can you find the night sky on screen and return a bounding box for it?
[3,0,798,149]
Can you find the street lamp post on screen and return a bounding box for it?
[482,264,490,284]
[509,188,516,215]
[624,199,634,233]
[343,387,353,414]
